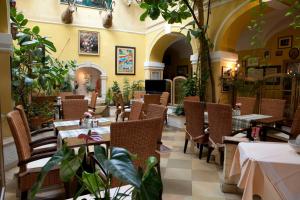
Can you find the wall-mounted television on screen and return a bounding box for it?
[145,80,167,94]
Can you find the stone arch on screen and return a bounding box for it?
[73,62,108,101]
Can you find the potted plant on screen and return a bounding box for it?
[29,144,162,200]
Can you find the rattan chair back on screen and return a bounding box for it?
[207,103,232,144]
[133,91,146,100]
[160,92,170,106]
[142,94,161,113]
[90,91,98,109]
[62,99,88,120]
[236,96,256,115]
[7,111,32,168]
[184,101,205,139]
[15,105,32,143]
[290,106,300,139]
[129,101,143,121]
[110,117,161,169]
[65,95,85,100]
[260,98,286,118]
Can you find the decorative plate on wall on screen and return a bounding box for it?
[289,48,299,60]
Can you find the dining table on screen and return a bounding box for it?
[229,142,300,200]
[53,118,112,148]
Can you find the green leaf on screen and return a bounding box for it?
[140,10,149,21]
[142,156,158,181]
[29,146,72,200]
[21,39,39,46]
[32,26,40,34]
[82,171,105,196]
[20,19,28,26]
[59,146,85,182]
[16,13,24,22]
[105,147,141,188]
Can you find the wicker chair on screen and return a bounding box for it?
[260,98,286,118]
[128,101,143,121]
[114,93,130,121]
[160,92,170,124]
[15,105,57,153]
[110,117,162,170]
[133,91,146,100]
[88,91,98,112]
[58,92,73,100]
[142,94,161,114]
[236,96,256,115]
[262,106,300,141]
[145,104,167,150]
[62,99,88,120]
[183,101,208,159]
[7,111,62,199]
[65,95,85,100]
[184,96,200,102]
[206,103,246,164]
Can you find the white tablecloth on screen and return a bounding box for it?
[54,118,111,128]
[230,142,300,200]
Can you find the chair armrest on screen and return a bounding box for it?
[18,151,55,166]
[30,138,57,148]
[30,127,54,136]
[32,146,57,156]
[231,127,251,136]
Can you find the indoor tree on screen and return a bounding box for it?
[10,8,76,110]
[139,0,216,102]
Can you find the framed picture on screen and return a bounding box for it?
[276,50,283,56]
[221,79,230,92]
[246,67,264,81]
[177,65,188,77]
[222,66,232,78]
[264,66,281,85]
[60,0,106,9]
[278,36,293,49]
[247,57,259,67]
[79,30,99,55]
[115,46,136,75]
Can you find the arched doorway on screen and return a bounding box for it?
[162,37,193,80]
[74,62,107,102]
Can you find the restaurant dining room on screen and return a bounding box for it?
[1,0,300,199]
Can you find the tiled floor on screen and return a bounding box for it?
[4,125,242,199]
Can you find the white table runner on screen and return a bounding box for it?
[54,118,111,128]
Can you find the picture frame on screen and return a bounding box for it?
[176,65,188,77]
[115,46,136,75]
[78,30,99,55]
[245,67,264,81]
[221,79,230,92]
[263,65,281,85]
[60,0,106,10]
[222,66,232,78]
[247,57,259,67]
[278,36,293,49]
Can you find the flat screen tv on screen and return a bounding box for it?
[145,80,166,94]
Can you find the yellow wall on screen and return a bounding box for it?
[25,21,146,88]
[0,0,13,138]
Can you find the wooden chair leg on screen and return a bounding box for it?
[20,191,28,200]
[220,150,224,166]
[199,144,204,159]
[207,146,214,163]
[115,113,119,122]
[183,139,189,153]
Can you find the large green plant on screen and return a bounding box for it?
[11,9,75,108]
[123,78,131,104]
[182,74,198,97]
[29,144,162,200]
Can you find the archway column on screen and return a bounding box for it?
[190,53,199,74]
[144,61,165,80]
[100,74,107,100]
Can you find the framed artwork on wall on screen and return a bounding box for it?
[60,0,106,9]
[247,57,259,67]
[78,30,99,55]
[278,36,293,49]
[264,65,281,85]
[115,46,136,75]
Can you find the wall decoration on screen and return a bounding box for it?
[176,65,188,77]
[79,30,99,55]
[278,36,293,49]
[222,66,232,78]
[247,57,259,67]
[289,48,299,60]
[246,67,264,81]
[264,50,270,59]
[275,50,283,56]
[115,46,136,75]
[264,66,281,85]
[221,79,230,92]
[60,0,106,9]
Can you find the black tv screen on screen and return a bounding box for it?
[145,80,166,94]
